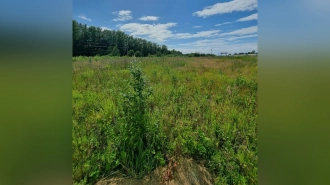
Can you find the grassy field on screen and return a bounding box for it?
[72,56,258,185]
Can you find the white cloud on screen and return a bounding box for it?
[174,30,220,39]
[225,34,257,41]
[119,22,222,41]
[193,0,257,17]
[139,16,159,21]
[193,26,202,28]
[237,13,258,22]
[100,27,111,31]
[119,22,177,41]
[215,22,233,27]
[172,39,257,54]
[78,15,91,21]
[113,10,133,21]
[170,26,258,54]
[178,38,226,47]
[220,25,257,36]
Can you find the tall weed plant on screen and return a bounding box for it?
[115,59,165,178]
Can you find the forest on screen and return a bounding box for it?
[72,20,183,57]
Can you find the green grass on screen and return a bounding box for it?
[72,56,258,185]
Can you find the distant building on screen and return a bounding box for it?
[219,52,228,56]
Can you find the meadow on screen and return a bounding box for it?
[72,56,258,185]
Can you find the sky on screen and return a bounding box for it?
[73,0,258,54]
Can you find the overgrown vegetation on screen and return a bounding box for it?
[115,61,165,178]
[72,56,258,185]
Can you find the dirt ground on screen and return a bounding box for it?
[95,158,215,185]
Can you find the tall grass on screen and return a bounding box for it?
[72,56,257,185]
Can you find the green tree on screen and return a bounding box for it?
[134,51,141,57]
[72,20,182,57]
[111,45,120,56]
[128,50,134,57]
[161,45,168,55]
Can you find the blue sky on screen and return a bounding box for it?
[73,0,257,54]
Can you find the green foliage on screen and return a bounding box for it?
[128,49,134,57]
[116,60,162,177]
[72,56,257,185]
[134,51,141,57]
[111,46,120,56]
[72,20,182,57]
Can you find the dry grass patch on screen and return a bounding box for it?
[95,158,214,185]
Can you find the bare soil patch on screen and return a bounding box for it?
[96,158,214,185]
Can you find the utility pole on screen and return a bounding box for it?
[125,39,128,56]
[211,49,212,55]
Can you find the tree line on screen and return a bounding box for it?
[73,20,183,57]
[184,53,217,57]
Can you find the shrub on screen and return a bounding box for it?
[115,60,165,177]
[134,51,141,57]
[128,50,134,57]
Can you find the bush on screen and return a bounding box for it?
[128,50,134,57]
[134,51,141,57]
[156,51,162,57]
[116,60,165,177]
[111,46,120,56]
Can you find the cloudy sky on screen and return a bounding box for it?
[73,0,257,54]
